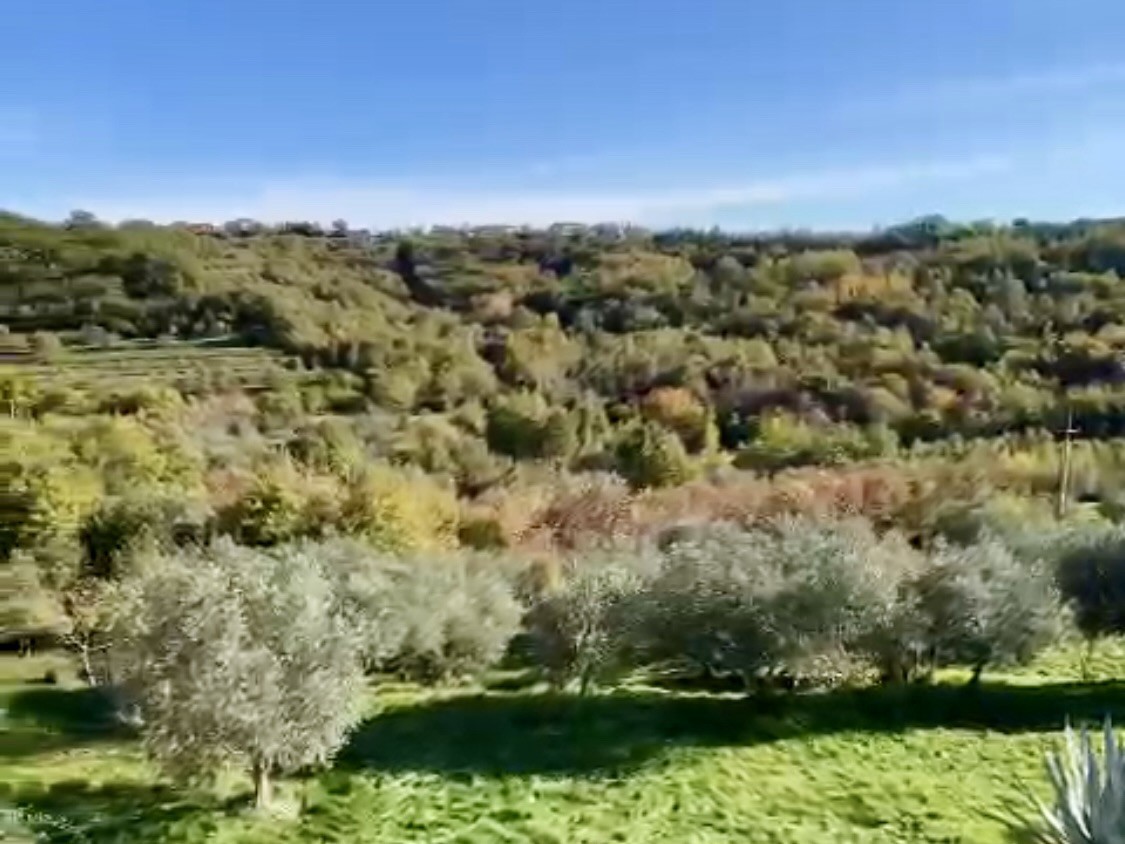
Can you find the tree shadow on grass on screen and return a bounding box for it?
[0,685,132,760]
[339,678,1125,779]
[2,781,230,844]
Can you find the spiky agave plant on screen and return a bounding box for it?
[1014,719,1125,843]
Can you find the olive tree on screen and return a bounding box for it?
[916,536,1062,683]
[320,539,522,682]
[525,548,657,693]
[386,552,522,682]
[0,554,68,657]
[305,539,410,671]
[853,572,937,685]
[639,518,912,688]
[1053,524,1125,641]
[638,524,783,685]
[113,540,365,808]
[765,517,918,681]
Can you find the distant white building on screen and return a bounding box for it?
[591,222,629,240]
[471,224,522,237]
[548,222,588,236]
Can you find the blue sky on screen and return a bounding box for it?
[6,0,1125,230]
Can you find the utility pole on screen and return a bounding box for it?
[1056,401,1076,520]
[1045,320,1076,520]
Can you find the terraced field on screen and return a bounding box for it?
[0,340,296,391]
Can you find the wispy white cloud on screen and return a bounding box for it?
[73,153,1009,228]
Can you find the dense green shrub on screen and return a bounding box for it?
[736,413,895,473]
[927,493,1053,546]
[223,464,312,546]
[614,423,697,488]
[286,418,366,474]
[80,493,208,579]
[485,391,571,460]
[0,554,66,640]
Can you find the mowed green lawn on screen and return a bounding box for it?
[5,644,1125,844]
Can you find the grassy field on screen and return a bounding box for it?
[4,645,1125,843]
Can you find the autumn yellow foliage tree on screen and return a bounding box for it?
[341,464,460,553]
[640,387,718,453]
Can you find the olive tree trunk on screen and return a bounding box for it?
[252,759,273,809]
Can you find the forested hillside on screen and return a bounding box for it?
[8,208,1125,633]
[13,208,1125,839]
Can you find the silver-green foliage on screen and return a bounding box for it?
[313,539,411,671]
[389,552,522,682]
[526,547,657,692]
[640,518,914,683]
[323,539,522,682]
[918,535,1062,677]
[1015,719,1125,844]
[113,540,365,805]
[638,522,784,680]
